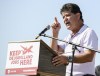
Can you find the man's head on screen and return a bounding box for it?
[60,3,83,22]
[60,3,84,33]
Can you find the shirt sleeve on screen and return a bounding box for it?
[58,37,68,49]
[83,29,98,51]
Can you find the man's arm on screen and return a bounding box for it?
[52,49,95,66]
[73,49,95,63]
[50,17,63,53]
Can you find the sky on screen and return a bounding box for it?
[0,0,100,76]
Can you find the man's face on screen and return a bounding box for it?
[61,11,80,32]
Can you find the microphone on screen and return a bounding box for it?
[35,25,50,39]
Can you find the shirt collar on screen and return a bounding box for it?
[69,24,88,38]
[77,24,88,34]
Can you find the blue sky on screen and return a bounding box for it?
[0,0,100,76]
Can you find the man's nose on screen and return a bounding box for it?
[64,17,68,23]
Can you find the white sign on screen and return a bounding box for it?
[5,41,40,75]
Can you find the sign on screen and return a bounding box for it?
[5,41,40,75]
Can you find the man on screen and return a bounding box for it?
[51,3,98,76]
[95,65,100,76]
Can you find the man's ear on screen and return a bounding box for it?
[76,13,80,20]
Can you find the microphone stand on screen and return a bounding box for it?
[40,34,100,76]
[70,45,76,76]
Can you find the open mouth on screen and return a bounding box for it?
[66,22,70,25]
